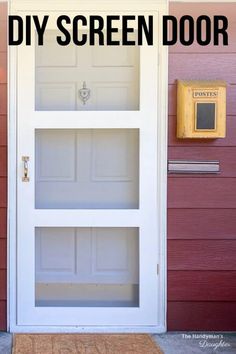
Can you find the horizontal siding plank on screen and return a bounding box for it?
[0,300,6,330]
[0,208,6,238]
[168,84,236,116]
[0,178,6,207]
[168,301,236,331]
[0,270,6,300]
[168,271,236,301]
[169,3,236,54]
[168,115,236,147]
[0,84,7,115]
[0,21,7,53]
[168,178,236,209]
[169,54,236,85]
[0,147,6,176]
[168,147,236,177]
[0,53,6,83]
[168,240,236,270]
[168,209,236,240]
[0,115,7,146]
[0,238,6,269]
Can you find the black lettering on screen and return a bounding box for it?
[214,16,228,45]
[8,15,23,45]
[33,15,49,45]
[90,16,104,45]
[107,16,120,45]
[163,16,177,46]
[25,16,31,45]
[122,16,135,45]
[57,15,71,46]
[138,16,153,45]
[197,16,211,46]
[180,15,194,46]
[73,16,87,45]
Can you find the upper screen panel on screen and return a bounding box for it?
[35,31,140,111]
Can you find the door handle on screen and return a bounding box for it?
[22,156,29,182]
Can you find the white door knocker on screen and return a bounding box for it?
[79,81,91,105]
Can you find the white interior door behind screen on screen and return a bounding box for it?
[16,13,160,328]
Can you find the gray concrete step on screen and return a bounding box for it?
[0,332,12,354]
[152,332,236,354]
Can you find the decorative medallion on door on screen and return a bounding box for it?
[78,81,91,105]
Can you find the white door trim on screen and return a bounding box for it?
[8,0,168,333]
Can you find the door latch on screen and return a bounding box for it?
[22,156,29,182]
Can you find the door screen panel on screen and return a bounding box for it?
[35,30,140,111]
[35,129,139,209]
[35,227,139,307]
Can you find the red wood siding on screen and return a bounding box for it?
[0,2,7,331]
[168,240,236,270]
[168,302,236,331]
[168,209,236,239]
[0,301,6,330]
[168,271,236,301]
[169,54,236,84]
[168,178,236,208]
[168,3,236,331]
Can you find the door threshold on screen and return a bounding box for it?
[10,325,166,334]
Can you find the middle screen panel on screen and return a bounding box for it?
[35,129,139,209]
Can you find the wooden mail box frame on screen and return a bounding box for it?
[177,80,226,138]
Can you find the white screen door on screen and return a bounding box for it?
[16,12,160,327]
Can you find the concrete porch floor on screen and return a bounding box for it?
[152,332,236,354]
[0,331,236,354]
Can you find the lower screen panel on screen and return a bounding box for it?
[35,227,139,307]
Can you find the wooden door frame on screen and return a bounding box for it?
[8,0,168,333]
